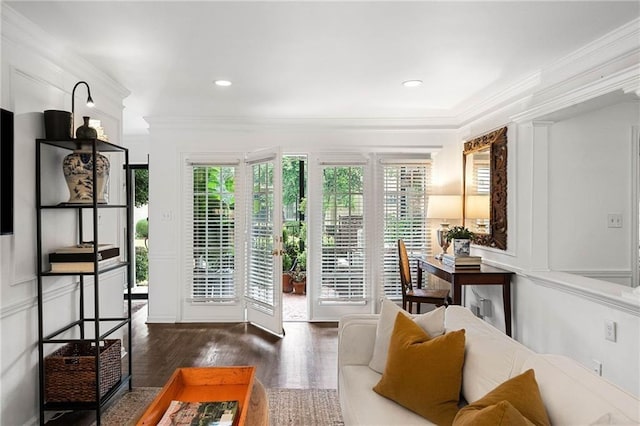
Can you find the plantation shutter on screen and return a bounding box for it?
[473,154,490,194]
[184,162,238,302]
[245,160,276,307]
[470,153,490,230]
[319,163,367,302]
[379,160,432,300]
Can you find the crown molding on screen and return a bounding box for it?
[144,17,640,133]
[144,115,460,132]
[5,3,636,134]
[543,17,640,84]
[459,17,640,128]
[510,65,640,123]
[455,72,541,127]
[1,4,130,101]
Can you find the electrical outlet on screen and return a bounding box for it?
[592,360,602,376]
[607,213,622,228]
[470,304,480,317]
[479,298,492,317]
[605,320,617,342]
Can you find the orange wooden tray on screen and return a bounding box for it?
[136,366,255,425]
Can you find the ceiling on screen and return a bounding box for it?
[6,1,640,135]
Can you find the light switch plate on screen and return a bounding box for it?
[605,320,617,342]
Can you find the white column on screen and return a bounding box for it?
[631,125,639,287]
[530,121,553,271]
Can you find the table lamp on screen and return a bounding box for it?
[426,195,462,259]
[465,195,490,233]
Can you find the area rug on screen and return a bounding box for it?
[268,388,343,425]
[92,387,344,426]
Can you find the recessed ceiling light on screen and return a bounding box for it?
[402,80,423,88]
[214,80,232,87]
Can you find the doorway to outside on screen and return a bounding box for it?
[128,165,149,300]
[282,155,307,321]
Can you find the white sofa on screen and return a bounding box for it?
[338,305,640,425]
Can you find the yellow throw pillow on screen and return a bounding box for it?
[453,400,535,425]
[373,312,466,425]
[453,369,551,426]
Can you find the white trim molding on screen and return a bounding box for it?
[144,115,460,132]
[0,277,103,319]
[511,65,640,123]
[525,270,640,317]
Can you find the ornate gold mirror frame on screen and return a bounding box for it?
[462,127,508,250]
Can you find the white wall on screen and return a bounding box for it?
[0,6,129,425]
[515,272,640,398]
[464,103,640,396]
[548,102,636,283]
[450,16,640,396]
[458,99,640,399]
[123,134,150,165]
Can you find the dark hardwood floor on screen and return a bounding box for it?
[45,300,338,425]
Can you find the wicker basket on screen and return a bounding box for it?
[44,339,121,402]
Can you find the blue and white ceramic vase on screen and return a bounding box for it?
[62,147,110,204]
[453,238,471,256]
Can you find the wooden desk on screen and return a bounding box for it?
[415,256,515,337]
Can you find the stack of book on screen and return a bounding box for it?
[442,253,482,269]
[49,244,120,273]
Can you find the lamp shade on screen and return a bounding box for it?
[465,195,490,219]
[426,195,462,220]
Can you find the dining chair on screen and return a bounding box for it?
[397,239,450,313]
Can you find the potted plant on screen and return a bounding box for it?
[282,228,296,293]
[282,251,294,293]
[445,226,475,256]
[289,264,306,295]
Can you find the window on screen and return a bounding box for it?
[185,164,237,301]
[320,165,366,301]
[380,161,432,299]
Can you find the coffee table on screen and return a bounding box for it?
[136,366,256,425]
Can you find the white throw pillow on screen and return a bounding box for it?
[368,298,445,373]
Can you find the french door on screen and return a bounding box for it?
[182,151,433,324]
[309,154,372,320]
[244,149,284,336]
[182,151,284,334]
[181,158,244,322]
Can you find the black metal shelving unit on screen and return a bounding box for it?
[35,138,133,425]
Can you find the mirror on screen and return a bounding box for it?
[463,127,508,250]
